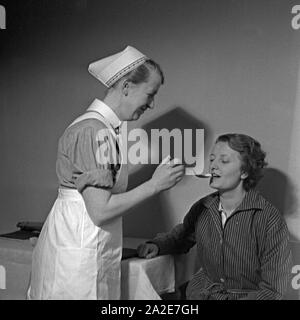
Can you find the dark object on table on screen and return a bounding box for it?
[0,229,40,240]
[16,221,44,232]
[0,221,43,240]
[0,226,138,260]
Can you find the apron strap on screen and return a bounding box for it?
[67,110,116,139]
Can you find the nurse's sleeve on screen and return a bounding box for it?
[71,125,115,193]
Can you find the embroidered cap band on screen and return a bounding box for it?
[88,46,147,88]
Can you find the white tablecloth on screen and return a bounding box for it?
[0,237,176,300]
[121,237,175,300]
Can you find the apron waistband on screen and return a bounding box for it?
[58,188,83,200]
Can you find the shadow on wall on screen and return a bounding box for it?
[257,167,298,224]
[123,106,211,238]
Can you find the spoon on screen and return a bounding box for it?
[195,173,212,178]
[191,169,212,178]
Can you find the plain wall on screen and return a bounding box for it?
[0,0,300,240]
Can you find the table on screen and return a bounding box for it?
[0,237,178,300]
[121,237,175,300]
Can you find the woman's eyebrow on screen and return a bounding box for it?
[209,153,230,157]
[219,154,230,158]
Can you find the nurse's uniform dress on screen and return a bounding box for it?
[28,99,128,299]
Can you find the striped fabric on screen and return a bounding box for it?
[152,189,292,300]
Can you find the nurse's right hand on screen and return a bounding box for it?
[137,243,159,259]
[150,156,185,192]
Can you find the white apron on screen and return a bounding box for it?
[28,107,128,300]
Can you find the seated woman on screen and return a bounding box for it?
[137,133,292,300]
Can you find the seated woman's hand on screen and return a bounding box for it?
[137,243,159,259]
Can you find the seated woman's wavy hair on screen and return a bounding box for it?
[216,133,268,191]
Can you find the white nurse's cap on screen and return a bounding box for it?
[88,46,147,88]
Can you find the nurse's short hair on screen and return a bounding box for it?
[112,59,164,88]
[215,133,267,191]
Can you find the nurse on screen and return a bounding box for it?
[28,46,185,300]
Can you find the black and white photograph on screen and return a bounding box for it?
[0,0,299,307]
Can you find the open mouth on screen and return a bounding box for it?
[139,107,147,113]
[211,173,221,178]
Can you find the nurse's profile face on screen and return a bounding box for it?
[124,70,162,121]
[208,141,248,192]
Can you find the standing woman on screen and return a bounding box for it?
[28,46,185,300]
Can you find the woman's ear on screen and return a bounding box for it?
[241,171,248,180]
[122,80,130,96]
